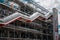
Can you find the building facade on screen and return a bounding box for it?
[0,0,58,40]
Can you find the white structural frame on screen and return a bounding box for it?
[0,2,52,24]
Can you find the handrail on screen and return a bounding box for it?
[0,2,52,26]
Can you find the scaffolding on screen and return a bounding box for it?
[0,19,53,40]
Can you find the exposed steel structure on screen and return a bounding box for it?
[0,0,58,40]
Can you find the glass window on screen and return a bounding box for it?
[0,5,15,19]
[9,31,14,38]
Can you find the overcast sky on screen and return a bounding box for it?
[34,0,60,10]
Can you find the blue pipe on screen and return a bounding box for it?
[0,0,5,3]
